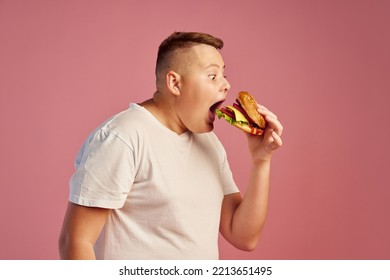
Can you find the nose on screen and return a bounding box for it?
[222,77,231,94]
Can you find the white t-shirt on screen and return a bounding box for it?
[69,103,239,259]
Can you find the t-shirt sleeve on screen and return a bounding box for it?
[69,127,136,209]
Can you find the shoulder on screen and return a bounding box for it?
[79,104,148,151]
[103,104,145,131]
[73,104,147,167]
[97,103,151,140]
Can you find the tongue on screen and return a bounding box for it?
[208,109,216,122]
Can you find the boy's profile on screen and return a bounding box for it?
[59,31,283,259]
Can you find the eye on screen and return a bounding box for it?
[209,74,216,80]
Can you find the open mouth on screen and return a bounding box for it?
[209,100,225,114]
[208,100,225,123]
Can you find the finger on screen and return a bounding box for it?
[271,131,283,147]
[265,115,283,136]
[257,104,278,119]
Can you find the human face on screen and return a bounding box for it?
[173,44,230,133]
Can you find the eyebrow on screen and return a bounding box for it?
[205,64,225,69]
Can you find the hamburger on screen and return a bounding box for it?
[216,91,266,135]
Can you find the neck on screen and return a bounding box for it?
[140,91,188,135]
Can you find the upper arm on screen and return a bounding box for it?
[59,202,111,259]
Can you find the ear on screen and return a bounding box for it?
[166,71,181,96]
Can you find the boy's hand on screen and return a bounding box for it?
[246,104,283,164]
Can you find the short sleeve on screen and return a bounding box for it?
[69,127,135,209]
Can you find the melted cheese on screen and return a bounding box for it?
[226,106,248,123]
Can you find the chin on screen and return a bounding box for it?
[201,123,214,133]
[190,124,214,134]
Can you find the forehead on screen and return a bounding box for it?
[184,44,225,68]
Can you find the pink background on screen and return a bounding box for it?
[1,0,389,260]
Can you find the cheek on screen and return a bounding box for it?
[177,80,212,116]
[179,90,204,111]
[177,101,208,130]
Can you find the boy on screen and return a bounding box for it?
[59,31,283,259]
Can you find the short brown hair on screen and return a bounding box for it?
[155,31,224,79]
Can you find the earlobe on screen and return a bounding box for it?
[166,71,181,96]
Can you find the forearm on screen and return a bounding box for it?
[222,103,282,250]
[231,160,271,249]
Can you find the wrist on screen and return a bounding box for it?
[252,156,272,167]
